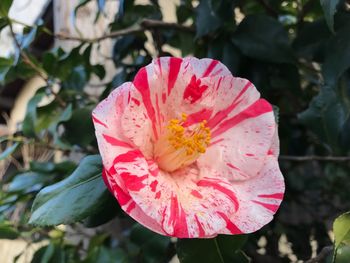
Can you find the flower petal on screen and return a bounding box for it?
[218,155,284,234]
[198,99,276,181]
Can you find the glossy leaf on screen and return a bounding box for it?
[0,142,20,161]
[8,172,50,193]
[323,24,350,85]
[320,0,340,32]
[334,211,350,249]
[0,0,13,17]
[130,224,171,263]
[195,0,222,38]
[29,155,108,225]
[232,15,296,64]
[177,235,248,263]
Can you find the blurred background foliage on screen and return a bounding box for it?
[0,0,350,262]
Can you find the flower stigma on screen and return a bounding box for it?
[154,113,211,172]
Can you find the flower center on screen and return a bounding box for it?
[154,113,211,172]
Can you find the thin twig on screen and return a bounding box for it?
[298,0,316,25]
[305,246,333,263]
[55,18,194,43]
[279,155,350,162]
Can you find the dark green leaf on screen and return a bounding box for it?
[130,224,170,263]
[62,65,88,90]
[232,15,296,64]
[92,64,106,80]
[0,17,8,31]
[195,0,222,38]
[335,244,350,263]
[0,142,20,160]
[83,192,122,227]
[22,88,46,137]
[84,246,128,263]
[0,224,19,239]
[8,172,50,192]
[320,0,340,32]
[323,24,350,85]
[62,107,95,147]
[177,235,248,263]
[299,85,350,151]
[334,211,350,249]
[29,155,109,225]
[0,56,14,84]
[293,19,331,61]
[0,0,13,17]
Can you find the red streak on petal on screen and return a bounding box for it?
[212,99,272,138]
[267,149,274,155]
[167,195,189,237]
[155,191,161,199]
[215,76,223,91]
[209,138,224,146]
[131,97,140,106]
[103,134,133,148]
[150,180,158,192]
[183,75,208,104]
[120,172,148,192]
[191,190,203,198]
[252,200,280,213]
[197,180,239,210]
[202,60,219,77]
[113,150,142,164]
[217,211,243,234]
[162,92,166,103]
[226,163,240,170]
[126,202,136,213]
[92,115,108,128]
[183,108,213,127]
[102,168,113,193]
[168,57,182,95]
[246,153,255,157]
[207,82,252,129]
[133,67,158,139]
[258,193,284,200]
[195,215,206,237]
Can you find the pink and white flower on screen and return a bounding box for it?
[92,57,285,238]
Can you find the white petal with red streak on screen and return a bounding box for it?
[218,155,284,234]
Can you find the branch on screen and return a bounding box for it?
[55,19,195,43]
[305,246,333,263]
[298,0,316,24]
[279,155,350,162]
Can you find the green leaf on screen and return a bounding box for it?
[62,107,95,147]
[320,0,340,33]
[22,88,46,137]
[298,85,350,151]
[195,0,222,38]
[0,0,13,17]
[0,56,14,84]
[130,224,171,263]
[8,172,50,192]
[232,14,296,64]
[83,193,122,227]
[335,245,350,263]
[323,24,350,85]
[0,142,20,161]
[29,155,109,225]
[0,223,19,239]
[334,211,350,249]
[83,246,128,263]
[177,235,248,263]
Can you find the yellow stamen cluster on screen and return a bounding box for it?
[154,113,211,172]
[167,113,211,155]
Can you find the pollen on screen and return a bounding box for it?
[154,113,211,172]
